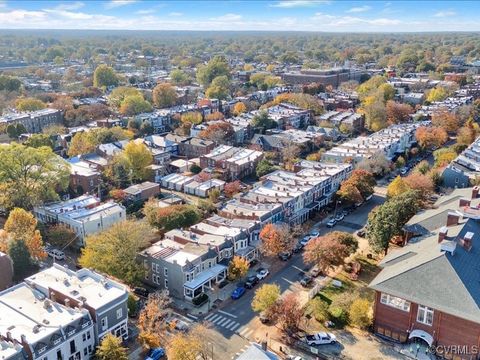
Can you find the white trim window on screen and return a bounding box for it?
[116,308,123,320]
[417,305,434,326]
[101,317,108,331]
[380,293,411,312]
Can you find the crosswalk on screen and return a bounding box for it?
[204,312,242,332]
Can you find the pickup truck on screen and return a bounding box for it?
[304,332,337,346]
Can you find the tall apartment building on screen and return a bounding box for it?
[0,109,63,133]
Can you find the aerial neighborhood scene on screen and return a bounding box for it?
[1,1,480,359]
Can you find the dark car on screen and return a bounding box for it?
[245,275,259,289]
[218,279,229,289]
[278,251,292,261]
[300,276,312,287]
[293,242,303,253]
[356,229,366,238]
[134,287,149,298]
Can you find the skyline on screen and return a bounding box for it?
[0,0,478,32]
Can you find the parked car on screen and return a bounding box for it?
[326,219,337,228]
[309,230,320,237]
[231,286,246,300]
[47,249,65,261]
[256,268,270,280]
[334,213,344,222]
[309,267,321,278]
[293,242,303,253]
[278,251,292,261]
[356,229,366,237]
[259,311,270,324]
[166,318,189,332]
[218,279,229,289]
[300,275,312,287]
[304,332,337,346]
[245,275,259,289]
[134,287,150,298]
[300,236,311,246]
[145,347,165,360]
[341,210,348,217]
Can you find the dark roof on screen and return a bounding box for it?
[251,134,285,149]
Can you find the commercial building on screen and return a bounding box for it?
[281,67,367,88]
[33,195,126,245]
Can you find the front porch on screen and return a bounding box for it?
[235,246,260,264]
[183,264,227,301]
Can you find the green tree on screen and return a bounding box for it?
[152,83,178,108]
[120,141,153,182]
[251,110,275,130]
[24,134,54,149]
[93,64,119,88]
[120,94,152,116]
[252,284,280,314]
[196,55,230,86]
[16,98,46,112]
[96,334,128,360]
[256,158,275,178]
[108,86,141,108]
[349,298,372,329]
[8,239,34,281]
[143,202,201,233]
[0,144,69,210]
[79,220,152,285]
[170,69,191,85]
[205,75,230,100]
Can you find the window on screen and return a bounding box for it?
[164,268,168,277]
[84,348,88,356]
[82,333,86,341]
[88,345,92,353]
[417,305,434,326]
[380,293,410,312]
[101,317,108,331]
[165,279,169,289]
[70,340,76,354]
[87,331,91,340]
[116,308,123,320]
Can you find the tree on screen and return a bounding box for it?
[96,334,128,360]
[256,158,275,178]
[337,169,375,203]
[0,143,69,210]
[431,108,460,133]
[281,143,301,170]
[93,64,118,88]
[457,124,478,146]
[426,86,448,103]
[108,86,140,108]
[415,126,448,149]
[68,127,133,157]
[349,298,372,329]
[387,176,410,198]
[208,188,221,203]
[190,164,202,174]
[233,102,247,116]
[137,291,171,349]
[170,69,191,85]
[271,93,323,115]
[196,55,230,86]
[277,293,303,332]
[166,324,210,360]
[252,283,280,314]
[361,96,387,131]
[413,160,431,175]
[198,122,234,144]
[24,134,54,149]
[304,232,357,272]
[386,100,413,124]
[180,112,203,126]
[143,202,201,233]
[205,111,224,121]
[228,256,249,281]
[0,75,21,92]
[79,220,152,285]
[8,240,34,281]
[367,190,420,254]
[224,180,241,198]
[16,97,46,112]
[259,223,295,256]
[404,173,434,198]
[46,224,77,249]
[121,141,153,182]
[205,75,230,100]
[153,83,178,108]
[433,147,457,168]
[251,110,275,130]
[357,153,391,176]
[120,94,152,116]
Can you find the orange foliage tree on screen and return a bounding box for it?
[431,108,461,133]
[259,223,294,256]
[415,126,448,149]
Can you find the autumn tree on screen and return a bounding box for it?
[415,126,448,149]
[137,291,172,348]
[16,97,46,112]
[349,298,372,329]
[224,180,241,198]
[303,232,357,273]
[404,173,434,198]
[457,121,478,146]
[357,152,391,176]
[227,256,249,281]
[205,111,224,121]
[433,147,457,168]
[198,122,235,144]
[153,83,178,108]
[205,75,230,100]
[281,142,301,171]
[337,169,376,204]
[45,224,77,250]
[233,102,247,116]
[386,100,413,124]
[387,176,410,198]
[181,112,203,126]
[426,86,448,103]
[93,64,118,88]
[120,94,152,116]
[96,334,128,360]
[0,143,69,210]
[431,108,461,133]
[120,141,153,182]
[143,202,201,233]
[277,293,303,332]
[79,220,152,285]
[68,127,133,157]
[252,284,280,314]
[259,223,295,256]
[166,324,211,360]
[196,55,230,86]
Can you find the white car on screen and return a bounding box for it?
[334,213,345,222]
[304,332,337,346]
[47,249,65,261]
[256,268,270,280]
[300,236,312,246]
[326,219,337,228]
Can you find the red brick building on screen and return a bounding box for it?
[370,187,480,359]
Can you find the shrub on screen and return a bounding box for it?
[309,297,330,322]
[328,306,349,327]
[349,298,372,329]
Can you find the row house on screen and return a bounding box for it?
[265,103,313,129]
[123,181,160,202]
[370,187,480,358]
[135,110,172,133]
[218,200,284,230]
[200,145,263,181]
[0,109,63,134]
[442,136,480,188]
[164,134,215,159]
[33,195,126,246]
[67,157,102,195]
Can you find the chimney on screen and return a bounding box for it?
[459,198,471,207]
[472,186,479,199]
[446,212,460,227]
[438,226,448,243]
[462,231,474,251]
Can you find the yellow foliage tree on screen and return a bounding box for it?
[166,324,210,360]
[137,292,171,349]
[232,102,247,116]
[387,176,410,198]
[227,255,249,281]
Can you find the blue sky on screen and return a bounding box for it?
[0,0,479,32]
